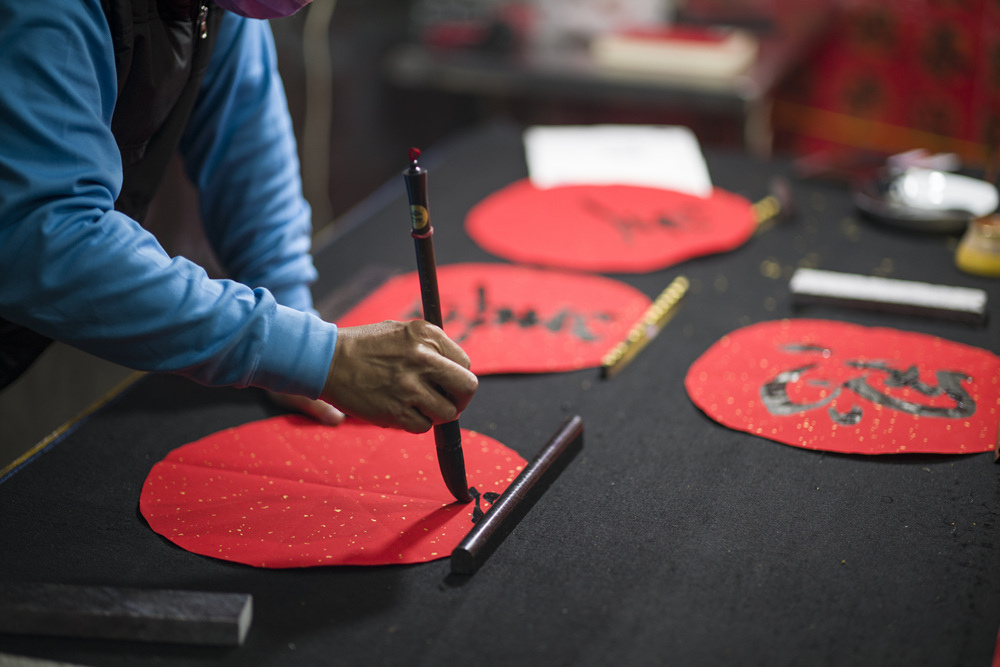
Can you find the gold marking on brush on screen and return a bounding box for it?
[601,275,689,379]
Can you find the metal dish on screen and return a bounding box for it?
[852,167,998,234]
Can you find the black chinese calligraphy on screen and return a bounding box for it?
[407,284,614,345]
[469,487,501,525]
[761,343,976,426]
[581,197,709,244]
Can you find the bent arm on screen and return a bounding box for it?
[0,0,334,398]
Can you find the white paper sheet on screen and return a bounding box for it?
[523,124,713,196]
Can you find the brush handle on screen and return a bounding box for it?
[404,154,472,503]
[405,158,444,325]
[411,229,443,327]
[404,159,430,234]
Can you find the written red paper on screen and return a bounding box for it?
[685,320,1000,455]
[466,180,756,273]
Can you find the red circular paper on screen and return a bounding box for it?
[139,416,526,568]
[465,179,756,272]
[337,262,651,375]
[685,319,1000,455]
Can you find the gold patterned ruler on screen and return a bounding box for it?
[600,275,689,378]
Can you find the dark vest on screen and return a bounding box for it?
[0,0,223,389]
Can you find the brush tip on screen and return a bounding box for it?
[408,147,421,163]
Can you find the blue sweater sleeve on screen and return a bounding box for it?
[180,14,319,316]
[0,0,337,398]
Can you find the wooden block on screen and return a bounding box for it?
[0,583,252,646]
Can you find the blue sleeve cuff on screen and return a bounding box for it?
[251,304,337,399]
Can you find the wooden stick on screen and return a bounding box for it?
[451,415,584,575]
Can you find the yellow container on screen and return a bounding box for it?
[956,214,1000,277]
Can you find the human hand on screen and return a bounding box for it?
[320,320,478,433]
[266,391,347,426]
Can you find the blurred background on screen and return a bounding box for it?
[269,0,1000,232]
[3,0,999,468]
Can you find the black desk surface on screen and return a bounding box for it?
[2,123,998,666]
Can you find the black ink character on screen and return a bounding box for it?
[407,284,614,344]
[760,344,975,426]
[581,198,709,244]
[468,487,501,525]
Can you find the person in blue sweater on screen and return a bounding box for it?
[0,0,477,435]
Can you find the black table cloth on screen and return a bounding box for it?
[2,122,998,666]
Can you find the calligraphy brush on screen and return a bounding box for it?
[403,148,472,503]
